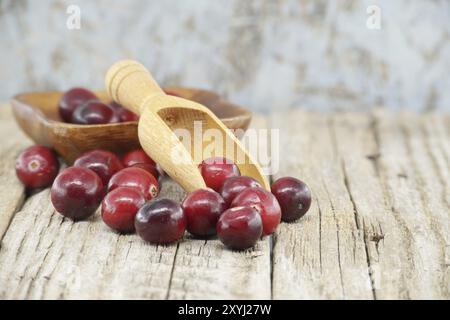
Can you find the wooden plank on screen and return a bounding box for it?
[382,111,449,298]
[270,110,373,299]
[330,112,445,299]
[0,113,271,299]
[0,105,29,241]
[166,114,271,299]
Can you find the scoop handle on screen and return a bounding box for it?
[105,60,207,192]
[105,60,165,115]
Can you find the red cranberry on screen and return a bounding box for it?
[71,100,119,124]
[108,167,159,200]
[58,87,98,122]
[101,187,145,233]
[130,163,163,181]
[199,157,240,192]
[181,189,226,237]
[217,206,262,250]
[74,150,123,186]
[231,187,281,236]
[220,176,262,207]
[51,167,104,220]
[122,149,157,167]
[110,102,139,122]
[15,145,59,189]
[135,199,186,244]
[271,177,312,222]
[163,89,180,97]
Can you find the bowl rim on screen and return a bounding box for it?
[11,87,252,128]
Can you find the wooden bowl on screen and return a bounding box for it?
[11,87,252,164]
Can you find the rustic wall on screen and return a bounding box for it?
[0,0,449,112]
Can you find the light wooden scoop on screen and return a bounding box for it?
[105,60,269,193]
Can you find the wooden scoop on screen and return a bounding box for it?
[105,60,269,193]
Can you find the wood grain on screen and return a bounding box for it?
[0,105,30,242]
[270,110,450,299]
[0,104,449,299]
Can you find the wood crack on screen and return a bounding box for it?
[165,242,180,300]
[341,160,377,300]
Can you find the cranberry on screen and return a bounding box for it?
[101,187,145,233]
[181,189,226,237]
[271,177,311,222]
[71,100,119,124]
[110,102,139,122]
[15,145,59,189]
[51,167,104,220]
[199,157,240,192]
[108,167,159,200]
[122,149,157,167]
[220,176,262,207]
[74,150,123,186]
[130,163,163,181]
[217,206,262,250]
[163,89,180,97]
[231,187,281,236]
[58,87,98,122]
[135,198,186,244]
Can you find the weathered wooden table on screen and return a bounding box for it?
[0,104,449,300]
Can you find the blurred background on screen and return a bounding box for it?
[0,0,449,112]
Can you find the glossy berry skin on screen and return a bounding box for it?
[110,102,139,122]
[74,150,123,186]
[231,187,281,236]
[108,167,159,200]
[271,177,311,222]
[131,163,163,181]
[135,199,186,244]
[181,189,226,237]
[101,187,146,233]
[71,100,119,125]
[51,167,104,220]
[58,87,98,122]
[217,206,262,250]
[199,157,241,192]
[122,149,157,167]
[15,145,59,189]
[220,176,262,207]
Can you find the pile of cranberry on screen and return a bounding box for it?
[14,87,311,251]
[58,87,139,124]
[15,145,311,250]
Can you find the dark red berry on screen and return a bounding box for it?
[135,198,186,244]
[15,145,59,189]
[231,187,281,236]
[130,163,163,181]
[217,206,262,250]
[122,149,156,167]
[51,167,104,220]
[220,176,262,207]
[58,87,98,122]
[163,89,180,97]
[108,167,159,200]
[74,150,123,186]
[181,188,226,237]
[71,100,119,124]
[199,157,240,192]
[101,187,146,233]
[110,102,139,122]
[271,177,311,222]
